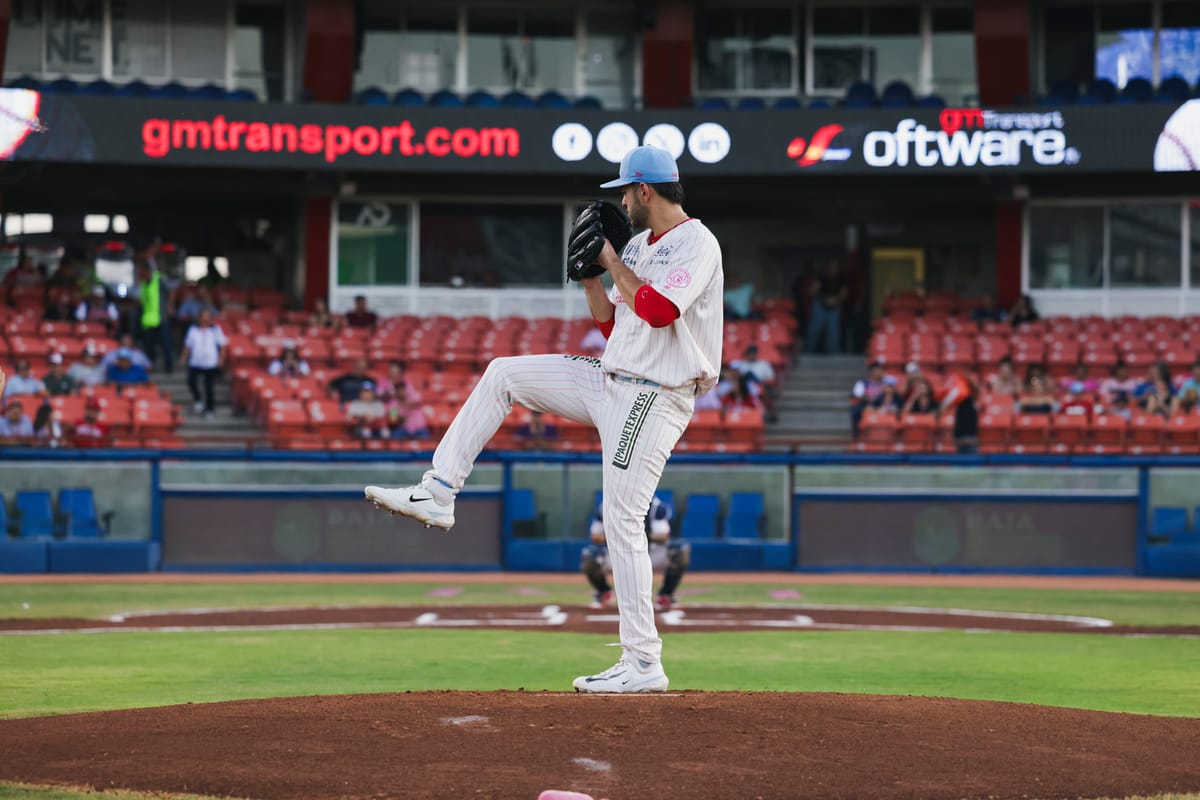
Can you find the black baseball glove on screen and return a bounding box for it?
[566,200,633,282]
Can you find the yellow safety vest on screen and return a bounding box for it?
[141,271,161,328]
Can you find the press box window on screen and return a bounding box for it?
[1028,206,1104,290]
[337,201,411,287]
[696,6,799,95]
[419,203,561,287]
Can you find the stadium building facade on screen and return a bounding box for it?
[1,0,1198,324]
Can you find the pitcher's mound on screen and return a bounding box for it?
[2,692,1199,799]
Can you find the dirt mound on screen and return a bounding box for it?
[2,691,1199,799]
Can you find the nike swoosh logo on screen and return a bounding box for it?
[587,671,625,682]
[409,494,430,503]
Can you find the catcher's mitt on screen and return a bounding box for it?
[566,200,633,282]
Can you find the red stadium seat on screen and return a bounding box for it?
[977,411,1013,454]
[1164,414,1200,454]
[1085,413,1127,454]
[1010,413,1051,453]
[897,413,936,452]
[855,411,898,453]
[1050,414,1089,454]
[1127,413,1165,454]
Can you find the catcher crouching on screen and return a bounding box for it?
[581,493,690,611]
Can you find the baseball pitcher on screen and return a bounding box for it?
[366,144,724,693]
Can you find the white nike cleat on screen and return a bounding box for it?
[573,657,669,693]
[364,485,455,530]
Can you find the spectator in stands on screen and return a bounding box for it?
[4,255,45,291]
[268,341,311,377]
[901,376,936,415]
[309,298,339,330]
[1009,294,1040,328]
[517,410,558,449]
[874,381,901,416]
[722,373,762,411]
[67,344,107,388]
[1171,387,1199,418]
[173,285,216,352]
[970,293,1006,325]
[376,361,417,402]
[731,344,777,421]
[579,326,607,357]
[386,380,429,439]
[42,292,76,323]
[345,295,378,331]
[75,285,120,331]
[0,399,34,440]
[32,402,63,447]
[1175,360,1200,397]
[693,385,724,411]
[348,386,389,439]
[71,397,108,447]
[790,260,819,346]
[948,377,979,454]
[3,359,45,401]
[850,360,889,436]
[1099,361,1137,417]
[182,309,228,417]
[102,334,152,372]
[136,260,174,374]
[1060,362,1099,397]
[42,353,76,397]
[1018,375,1057,414]
[329,358,377,404]
[106,348,151,386]
[987,356,1022,397]
[1136,362,1174,418]
[46,256,87,293]
[805,259,847,354]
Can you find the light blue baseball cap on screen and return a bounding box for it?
[600,144,680,188]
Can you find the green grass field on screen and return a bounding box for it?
[1,578,1198,800]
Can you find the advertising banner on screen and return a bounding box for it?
[796,498,1137,570]
[162,493,501,567]
[3,88,1198,177]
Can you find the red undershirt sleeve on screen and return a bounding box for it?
[634,285,681,328]
[595,316,614,339]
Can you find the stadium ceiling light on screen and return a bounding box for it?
[22,213,53,234]
[112,215,130,233]
[84,215,110,233]
[3,215,21,236]
[184,256,208,282]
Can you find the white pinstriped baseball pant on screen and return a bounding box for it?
[423,354,694,664]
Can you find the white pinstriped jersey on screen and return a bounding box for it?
[602,218,723,392]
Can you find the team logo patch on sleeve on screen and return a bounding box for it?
[666,268,691,288]
[612,390,657,470]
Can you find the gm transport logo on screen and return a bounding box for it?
[552,121,730,164]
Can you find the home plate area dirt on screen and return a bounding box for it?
[3,692,1200,800]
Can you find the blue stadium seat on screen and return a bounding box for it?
[115,80,152,97]
[227,88,258,102]
[355,87,390,105]
[1156,75,1192,103]
[736,97,766,110]
[536,90,571,109]
[8,75,39,90]
[917,94,945,109]
[806,98,832,110]
[44,77,78,94]
[392,87,426,106]
[500,90,536,108]
[1151,506,1189,538]
[429,89,463,107]
[723,492,765,538]
[573,95,603,109]
[154,82,189,99]
[190,83,226,101]
[772,97,803,110]
[78,79,115,96]
[1084,78,1116,103]
[508,488,546,538]
[880,80,915,108]
[1075,93,1103,106]
[681,494,720,539]
[1121,77,1153,103]
[0,493,14,536]
[465,89,498,107]
[697,97,729,110]
[15,490,56,539]
[58,488,113,539]
[843,81,877,108]
[654,489,675,511]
